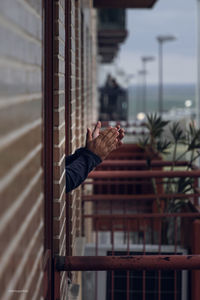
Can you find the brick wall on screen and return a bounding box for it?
[75,0,82,241]
[91,9,98,123]
[65,0,98,246]
[65,1,98,298]
[53,0,68,299]
[0,0,44,299]
[0,0,98,298]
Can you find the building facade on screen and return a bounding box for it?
[4,2,199,300]
[0,0,97,299]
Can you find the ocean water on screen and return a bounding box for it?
[128,83,195,119]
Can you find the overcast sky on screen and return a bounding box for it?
[99,0,197,85]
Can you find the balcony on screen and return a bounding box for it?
[97,9,127,63]
[56,121,200,300]
[95,0,159,63]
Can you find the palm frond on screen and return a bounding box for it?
[156,140,172,154]
[138,136,149,149]
[186,122,200,150]
[144,114,170,139]
[170,122,185,143]
[168,198,189,212]
[176,177,194,194]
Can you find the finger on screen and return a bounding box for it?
[118,133,124,141]
[98,126,113,137]
[115,126,124,139]
[105,134,119,148]
[109,139,118,152]
[97,128,112,142]
[116,140,123,148]
[103,140,117,158]
[100,128,118,143]
[92,121,101,139]
[103,134,119,148]
[116,124,120,130]
[86,128,92,143]
[118,128,125,140]
[98,127,110,136]
[118,128,124,134]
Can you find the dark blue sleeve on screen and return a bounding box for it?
[66,148,102,193]
[65,147,86,165]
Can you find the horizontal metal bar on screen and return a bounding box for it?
[107,153,146,158]
[126,131,147,135]
[109,143,142,149]
[99,120,145,127]
[99,121,146,127]
[88,170,200,179]
[100,160,189,167]
[83,179,183,185]
[82,193,198,202]
[83,212,200,219]
[56,255,200,271]
[83,180,157,185]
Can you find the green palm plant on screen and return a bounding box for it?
[165,122,185,196]
[138,115,200,244]
[144,114,170,145]
[175,121,200,163]
[156,140,172,155]
[138,114,200,214]
[139,114,171,165]
[139,114,171,212]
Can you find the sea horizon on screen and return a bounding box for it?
[128,82,196,118]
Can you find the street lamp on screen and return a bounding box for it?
[157,35,177,114]
[141,56,155,113]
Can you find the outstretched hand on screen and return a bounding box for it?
[86,121,125,160]
[86,121,124,147]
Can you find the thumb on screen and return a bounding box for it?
[86,128,92,143]
[92,121,101,139]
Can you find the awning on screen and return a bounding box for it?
[93,0,158,8]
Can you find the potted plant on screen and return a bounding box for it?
[138,114,200,244]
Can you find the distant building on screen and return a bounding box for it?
[99,76,128,121]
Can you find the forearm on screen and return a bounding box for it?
[65,147,86,165]
[66,148,101,193]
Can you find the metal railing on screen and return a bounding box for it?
[56,144,200,300]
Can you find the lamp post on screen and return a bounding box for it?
[141,56,155,114]
[138,69,147,113]
[157,35,177,114]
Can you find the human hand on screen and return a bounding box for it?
[86,121,125,147]
[86,127,120,160]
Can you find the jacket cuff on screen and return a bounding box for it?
[83,148,102,165]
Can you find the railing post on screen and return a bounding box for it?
[55,255,200,271]
[192,220,200,300]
